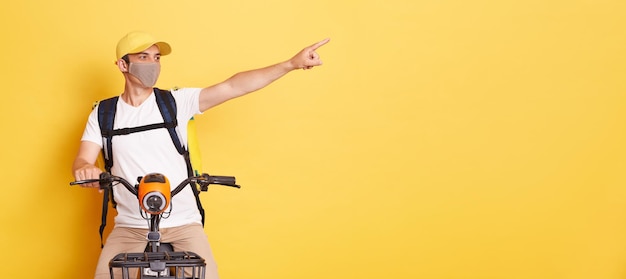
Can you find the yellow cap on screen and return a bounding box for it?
[115,31,171,60]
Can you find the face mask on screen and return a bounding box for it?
[128,63,160,87]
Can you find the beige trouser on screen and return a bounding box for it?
[94,223,218,279]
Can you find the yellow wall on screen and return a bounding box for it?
[1,0,625,278]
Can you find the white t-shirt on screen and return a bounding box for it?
[81,88,203,228]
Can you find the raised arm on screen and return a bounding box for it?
[199,38,330,112]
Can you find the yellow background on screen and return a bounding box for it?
[1,0,625,278]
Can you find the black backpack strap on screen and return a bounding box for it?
[98,189,110,248]
[154,88,185,155]
[154,88,207,225]
[96,96,119,248]
[98,96,119,174]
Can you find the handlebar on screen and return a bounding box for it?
[70,172,240,198]
[72,172,240,251]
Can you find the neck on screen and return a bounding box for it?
[121,84,153,107]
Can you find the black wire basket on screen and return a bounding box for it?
[109,251,206,279]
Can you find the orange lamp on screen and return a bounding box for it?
[138,173,171,215]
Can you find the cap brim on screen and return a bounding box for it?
[126,41,171,57]
[155,42,171,56]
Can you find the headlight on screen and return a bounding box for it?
[138,173,171,215]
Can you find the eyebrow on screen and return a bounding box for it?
[133,52,161,56]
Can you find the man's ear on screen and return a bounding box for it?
[116,59,129,72]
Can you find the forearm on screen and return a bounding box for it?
[226,60,295,96]
[227,38,329,93]
[199,61,296,111]
[72,141,103,180]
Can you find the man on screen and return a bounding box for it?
[72,31,329,279]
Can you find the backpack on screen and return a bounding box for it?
[96,88,205,247]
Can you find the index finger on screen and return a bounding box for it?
[309,38,330,51]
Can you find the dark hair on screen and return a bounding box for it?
[121,54,130,64]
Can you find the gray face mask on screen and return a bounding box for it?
[128,63,160,87]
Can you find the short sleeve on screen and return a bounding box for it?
[171,87,202,120]
[80,105,103,147]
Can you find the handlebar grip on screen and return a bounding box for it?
[69,179,100,186]
[209,176,238,187]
